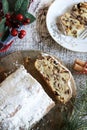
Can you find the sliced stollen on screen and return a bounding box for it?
[58,12,85,37]
[0,65,55,130]
[71,2,87,25]
[35,53,76,104]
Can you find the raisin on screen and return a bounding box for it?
[54,60,58,65]
[72,30,77,34]
[65,89,69,94]
[77,3,81,9]
[54,91,59,96]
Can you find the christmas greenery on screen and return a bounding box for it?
[0,0,35,41]
[61,82,87,130]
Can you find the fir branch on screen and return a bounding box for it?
[74,82,87,116]
[62,111,87,130]
[61,82,87,130]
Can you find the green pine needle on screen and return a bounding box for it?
[61,82,87,130]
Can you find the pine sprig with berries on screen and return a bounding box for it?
[0,0,35,41]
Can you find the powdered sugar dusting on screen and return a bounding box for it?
[0,65,55,130]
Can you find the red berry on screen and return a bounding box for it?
[23,21,27,25]
[5,13,11,19]
[25,18,30,23]
[20,30,26,36]
[11,28,18,36]
[23,18,30,25]
[18,33,24,39]
[16,24,20,28]
[5,21,11,27]
[11,13,16,20]
[16,14,24,21]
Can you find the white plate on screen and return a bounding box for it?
[46,0,87,52]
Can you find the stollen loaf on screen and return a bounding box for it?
[35,53,74,104]
[0,65,55,130]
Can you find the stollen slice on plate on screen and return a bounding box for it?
[0,65,55,130]
[58,12,85,37]
[35,53,76,104]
